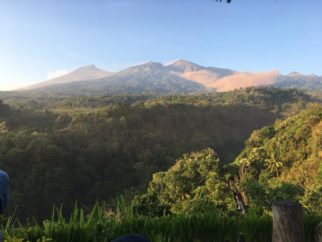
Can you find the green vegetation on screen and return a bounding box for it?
[125,103,322,241]
[2,204,321,242]
[234,104,322,214]
[133,149,235,215]
[134,105,322,216]
[0,87,321,241]
[0,88,315,219]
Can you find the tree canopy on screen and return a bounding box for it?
[133,105,322,216]
[0,87,319,219]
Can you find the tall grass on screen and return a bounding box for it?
[2,203,321,242]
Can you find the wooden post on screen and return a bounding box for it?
[272,201,305,242]
[316,221,322,242]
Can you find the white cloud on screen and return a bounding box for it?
[0,83,21,91]
[47,69,70,80]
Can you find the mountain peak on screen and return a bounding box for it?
[63,64,111,79]
[170,59,197,65]
[141,61,164,68]
[120,61,165,74]
[81,64,96,68]
[73,64,101,72]
[167,59,203,72]
[288,71,303,77]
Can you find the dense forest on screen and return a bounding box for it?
[0,87,320,221]
[236,106,322,213]
[133,105,322,216]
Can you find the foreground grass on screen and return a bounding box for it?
[2,204,321,242]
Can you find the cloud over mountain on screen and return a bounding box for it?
[212,71,279,91]
[169,61,279,91]
[47,69,70,80]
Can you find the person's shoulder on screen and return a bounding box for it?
[0,170,9,180]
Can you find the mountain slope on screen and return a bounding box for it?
[167,60,281,91]
[30,62,206,95]
[167,59,234,77]
[22,65,112,90]
[274,72,322,91]
[167,60,239,90]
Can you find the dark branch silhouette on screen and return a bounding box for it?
[216,0,232,3]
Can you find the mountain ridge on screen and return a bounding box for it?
[18,60,322,95]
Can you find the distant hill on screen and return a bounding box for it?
[274,72,322,91]
[21,65,112,90]
[16,60,322,95]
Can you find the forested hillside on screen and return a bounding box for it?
[0,88,318,219]
[134,105,322,216]
[234,104,322,214]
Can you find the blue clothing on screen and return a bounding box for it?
[111,234,151,242]
[0,170,9,214]
[0,170,9,242]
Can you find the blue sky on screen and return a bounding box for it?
[0,0,322,90]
